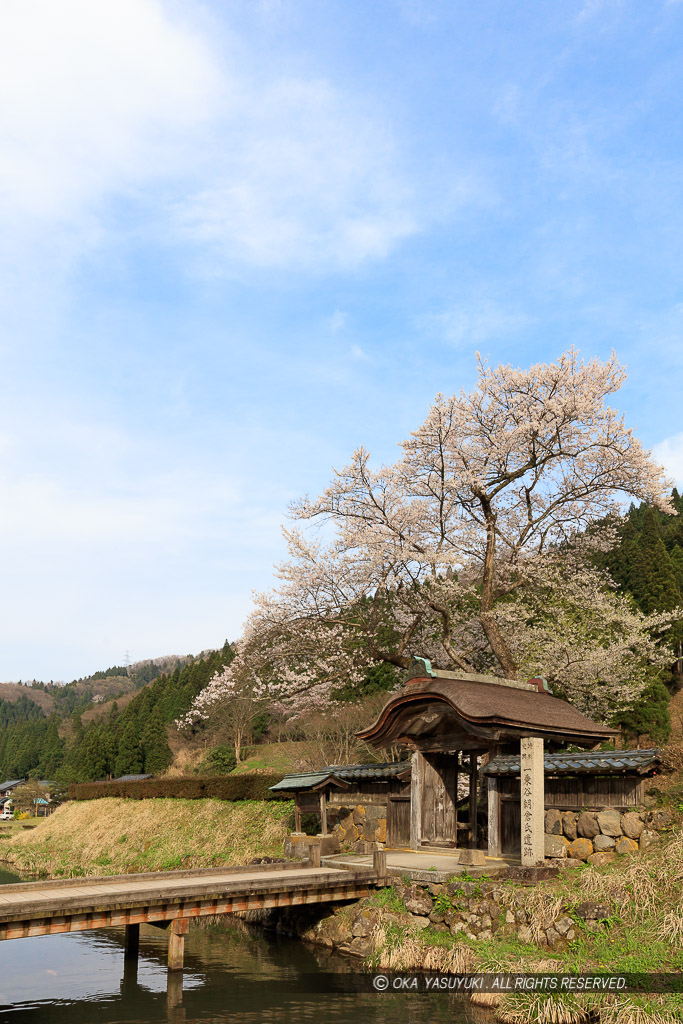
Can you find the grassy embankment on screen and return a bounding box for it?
[361,823,683,1023]
[0,798,294,877]
[167,738,321,777]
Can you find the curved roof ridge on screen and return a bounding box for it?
[357,675,617,746]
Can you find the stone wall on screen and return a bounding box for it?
[328,802,387,853]
[283,802,387,858]
[271,877,617,958]
[543,807,672,866]
[284,832,340,860]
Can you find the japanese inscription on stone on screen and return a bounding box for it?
[520,737,544,866]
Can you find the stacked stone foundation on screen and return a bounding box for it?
[543,806,672,866]
[328,802,387,852]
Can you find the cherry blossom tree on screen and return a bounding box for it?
[188,349,677,724]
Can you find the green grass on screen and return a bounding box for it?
[228,740,321,775]
[369,885,407,913]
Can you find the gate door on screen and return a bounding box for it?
[387,796,411,847]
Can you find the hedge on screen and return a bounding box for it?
[67,774,287,802]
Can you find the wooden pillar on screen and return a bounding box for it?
[167,919,189,972]
[121,953,139,996]
[319,789,327,835]
[166,969,183,1012]
[409,750,425,850]
[487,776,501,857]
[373,848,387,880]
[124,923,139,960]
[520,736,545,866]
[308,843,321,868]
[468,756,478,848]
[454,755,460,847]
[294,792,302,834]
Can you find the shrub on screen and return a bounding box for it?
[67,774,287,802]
[195,744,237,776]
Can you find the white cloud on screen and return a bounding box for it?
[178,78,417,269]
[327,310,348,333]
[576,0,625,22]
[0,0,420,277]
[653,433,683,488]
[420,302,531,346]
[0,0,218,225]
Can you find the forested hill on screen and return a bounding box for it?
[592,490,683,745]
[598,490,683,633]
[0,644,234,784]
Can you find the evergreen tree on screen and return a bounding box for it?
[628,508,680,614]
[114,719,143,777]
[612,679,672,745]
[670,545,683,594]
[38,718,65,778]
[0,646,236,785]
[141,709,172,775]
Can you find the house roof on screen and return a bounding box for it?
[482,747,664,777]
[269,761,411,793]
[0,780,24,794]
[115,774,154,782]
[324,762,411,781]
[357,675,618,748]
[269,771,347,793]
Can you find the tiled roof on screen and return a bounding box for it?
[115,774,154,782]
[324,762,411,781]
[0,780,24,794]
[482,748,663,776]
[269,762,410,792]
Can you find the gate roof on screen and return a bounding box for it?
[357,674,618,748]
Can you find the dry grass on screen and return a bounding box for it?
[2,798,293,877]
[572,827,683,923]
[365,825,683,1024]
[597,998,683,1024]
[498,887,565,942]
[372,928,475,972]
[657,911,683,943]
[470,992,503,1008]
[495,994,598,1024]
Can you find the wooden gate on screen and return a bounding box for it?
[420,753,458,847]
[387,796,411,847]
[501,797,520,857]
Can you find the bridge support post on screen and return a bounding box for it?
[168,919,189,972]
[373,849,387,881]
[167,969,184,1011]
[124,923,139,960]
[121,954,139,996]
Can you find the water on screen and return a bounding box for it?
[0,870,21,886]
[0,890,478,1024]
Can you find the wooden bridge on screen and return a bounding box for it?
[0,850,387,974]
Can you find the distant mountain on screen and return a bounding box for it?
[0,645,233,784]
[0,683,54,714]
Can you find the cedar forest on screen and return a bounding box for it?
[1,493,682,784]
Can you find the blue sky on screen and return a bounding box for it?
[2,0,683,681]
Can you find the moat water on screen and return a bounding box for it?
[0,868,477,1024]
